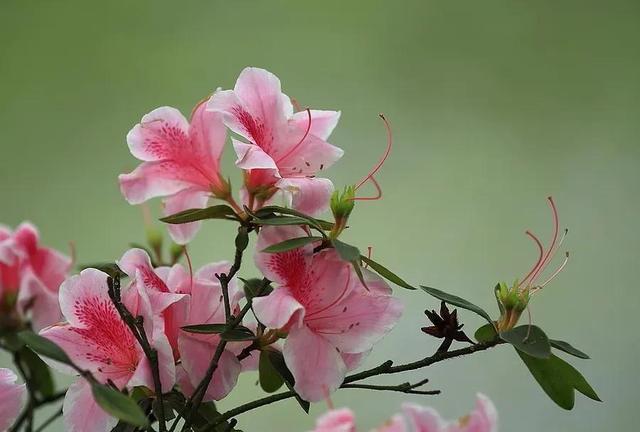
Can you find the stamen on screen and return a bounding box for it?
[529,196,560,285]
[351,175,382,201]
[324,386,334,410]
[306,271,352,320]
[518,230,544,288]
[276,108,312,164]
[291,97,302,113]
[539,252,569,288]
[68,241,77,268]
[183,246,194,292]
[355,114,393,191]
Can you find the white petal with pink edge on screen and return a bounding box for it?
[62,379,118,432]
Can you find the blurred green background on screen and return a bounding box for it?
[1,0,638,430]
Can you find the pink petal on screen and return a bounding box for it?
[232,139,279,171]
[341,350,370,372]
[188,101,227,173]
[252,286,305,330]
[126,106,190,162]
[254,225,313,285]
[452,394,498,432]
[163,188,211,245]
[312,408,356,432]
[275,128,344,177]
[50,269,142,386]
[119,161,194,204]
[402,403,446,432]
[376,415,407,432]
[282,325,347,402]
[305,264,403,354]
[177,334,241,400]
[17,268,61,331]
[291,110,341,141]
[195,261,243,306]
[128,332,176,393]
[62,379,118,432]
[208,68,291,152]
[0,368,26,432]
[30,246,72,293]
[275,177,334,216]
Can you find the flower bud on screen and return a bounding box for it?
[330,186,355,238]
[494,281,530,332]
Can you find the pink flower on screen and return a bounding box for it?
[118,247,249,401]
[119,101,229,244]
[0,222,71,331]
[207,67,344,216]
[252,226,403,402]
[0,368,26,431]
[310,394,498,432]
[40,268,176,432]
[403,394,498,432]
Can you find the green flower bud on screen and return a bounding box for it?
[494,281,530,332]
[330,186,355,238]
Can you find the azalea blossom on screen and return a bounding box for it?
[119,101,229,244]
[207,67,344,215]
[117,247,251,401]
[0,367,26,432]
[310,394,498,432]
[40,268,176,432]
[0,222,71,331]
[252,225,403,401]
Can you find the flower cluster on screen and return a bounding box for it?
[0,65,600,432]
[311,394,497,432]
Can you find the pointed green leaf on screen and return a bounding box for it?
[360,256,415,290]
[220,327,256,342]
[262,236,323,253]
[181,324,228,334]
[253,216,311,226]
[240,277,272,300]
[19,347,55,398]
[517,351,601,410]
[419,286,494,326]
[501,325,551,359]
[474,323,498,343]
[259,350,285,393]
[18,331,72,365]
[92,384,148,427]
[160,205,237,224]
[265,350,310,413]
[550,339,590,359]
[254,206,333,231]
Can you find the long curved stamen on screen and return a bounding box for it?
[518,230,545,288]
[306,271,352,320]
[529,196,560,285]
[538,252,569,288]
[183,246,194,292]
[276,108,312,164]
[355,114,393,191]
[352,176,383,201]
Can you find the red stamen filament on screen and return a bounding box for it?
[537,252,570,289]
[183,246,194,292]
[276,108,312,164]
[306,271,352,321]
[355,114,393,191]
[352,176,382,201]
[518,230,544,288]
[528,196,560,286]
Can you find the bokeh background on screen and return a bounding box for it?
[1,0,638,430]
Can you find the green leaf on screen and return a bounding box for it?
[18,331,72,365]
[259,350,285,393]
[517,351,601,410]
[80,263,127,279]
[19,347,55,398]
[332,239,369,289]
[92,384,148,427]
[220,327,256,342]
[181,324,228,334]
[235,227,249,252]
[160,205,237,224]
[252,216,312,226]
[265,350,310,413]
[501,325,551,359]
[360,256,415,290]
[550,339,590,359]
[254,206,333,231]
[474,323,498,343]
[240,278,273,300]
[262,236,323,253]
[181,323,255,341]
[152,398,176,421]
[419,286,494,326]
